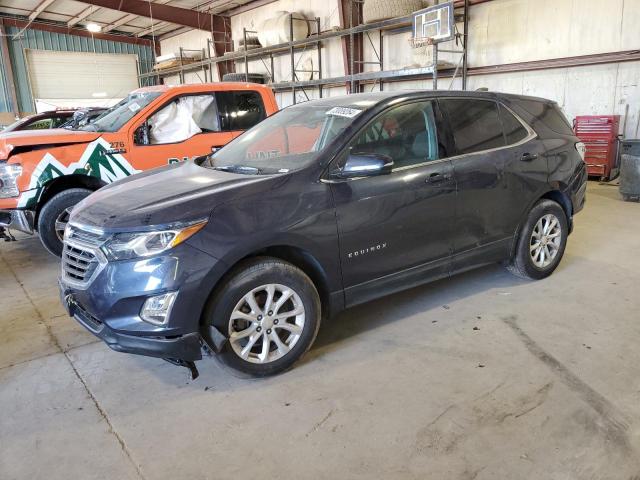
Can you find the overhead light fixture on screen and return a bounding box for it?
[86,23,101,33]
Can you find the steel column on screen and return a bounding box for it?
[0,21,19,115]
[462,0,469,89]
[339,0,364,93]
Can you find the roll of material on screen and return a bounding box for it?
[258,11,309,47]
[363,0,425,24]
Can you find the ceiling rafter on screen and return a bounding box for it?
[101,0,172,33]
[67,5,98,27]
[135,22,172,37]
[75,0,223,30]
[102,13,138,33]
[29,0,57,21]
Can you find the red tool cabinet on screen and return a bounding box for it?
[573,115,620,180]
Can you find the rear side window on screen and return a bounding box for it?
[513,99,574,136]
[216,90,266,131]
[499,104,529,145]
[440,99,505,155]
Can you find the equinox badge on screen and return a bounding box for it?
[347,243,387,259]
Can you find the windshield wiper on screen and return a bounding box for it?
[212,165,261,175]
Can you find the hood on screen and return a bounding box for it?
[0,129,101,160]
[70,160,273,231]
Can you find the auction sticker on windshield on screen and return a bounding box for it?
[326,107,362,118]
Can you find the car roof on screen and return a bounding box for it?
[288,90,555,111]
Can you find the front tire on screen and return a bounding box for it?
[507,199,568,280]
[203,258,321,377]
[37,188,91,257]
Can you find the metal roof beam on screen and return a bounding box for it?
[102,13,137,33]
[135,22,171,37]
[29,0,56,21]
[67,5,97,27]
[75,0,223,31]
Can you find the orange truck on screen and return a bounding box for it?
[0,82,278,256]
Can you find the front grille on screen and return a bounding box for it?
[61,224,108,287]
[62,244,98,282]
[73,299,103,332]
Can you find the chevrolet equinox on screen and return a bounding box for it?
[59,90,587,377]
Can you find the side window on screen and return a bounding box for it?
[216,91,266,131]
[350,101,440,170]
[499,104,529,145]
[51,116,69,128]
[146,94,219,145]
[441,99,505,155]
[513,99,574,136]
[25,118,53,130]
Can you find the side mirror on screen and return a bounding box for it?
[135,122,150,145]
[335,153,393,179]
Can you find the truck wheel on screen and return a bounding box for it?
[37,188,92,257]
[203,257,321,377]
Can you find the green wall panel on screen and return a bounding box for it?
[1,25,155,113]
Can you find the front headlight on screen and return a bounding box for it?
[0,163,22,198]
[101,220,207,261]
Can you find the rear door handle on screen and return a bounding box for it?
[520,152,538,162]
[426,172,451,184]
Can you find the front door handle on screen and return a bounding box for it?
[520,152,538,162]
[426,172,451,184]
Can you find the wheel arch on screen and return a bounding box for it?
[510,188,574,258]
[540,189,573,223]
[199,244,335,328]
[34,174,106,226]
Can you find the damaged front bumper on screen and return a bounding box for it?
[60,284,204,362]
[0,209,34,234]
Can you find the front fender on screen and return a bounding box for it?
[14,138,140,209]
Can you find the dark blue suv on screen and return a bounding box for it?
[59,90,587,377]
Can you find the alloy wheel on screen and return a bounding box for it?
[228,283,306,364]
[529,213,562,268]
[54,207,74,242]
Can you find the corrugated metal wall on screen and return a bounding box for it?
[0,41,9,113]
[2,25,156,113]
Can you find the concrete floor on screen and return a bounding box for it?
[1,182,639,479]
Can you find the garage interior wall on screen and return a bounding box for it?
[160,0,640,137]
[0,24,156,115]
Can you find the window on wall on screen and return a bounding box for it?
[440,99,506,155]
[350,101,440,169]
[215,91,266,131]
[499,104,529,145]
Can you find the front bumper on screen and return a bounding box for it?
[0,209,34,234]
[59,241,222,362]
[61,287,203,361]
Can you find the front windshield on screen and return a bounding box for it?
[2,117,27,133]
[205,104,361,174]
[80,92,162,133]
[61,110,105,129]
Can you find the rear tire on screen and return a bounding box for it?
[37,188,91,257]
[203,257,321,377]
[507,199,568,280]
